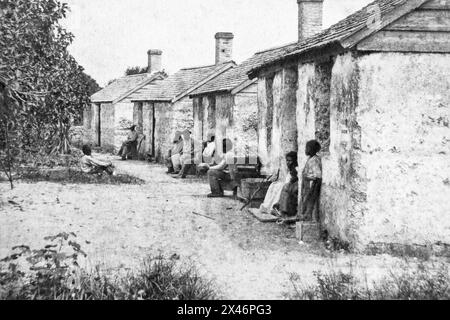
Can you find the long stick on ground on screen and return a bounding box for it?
[192,211,215,221]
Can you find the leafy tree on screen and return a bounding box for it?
[125,66,148,76]
[0,0,99,188]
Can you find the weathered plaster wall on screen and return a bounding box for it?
[112,102,133,152]
[356,52,450,248]
[258,67,298,177]
[154,97,194,163]
[98,103,115,151]
[257,77,271,174]
[206,96,216,140]
[82,105,93,144]
[233,90,258,157]
[193,97,204,143]
[142,102,154,156]
[154,102,171,162]
[215,94,234,158]
[299,51,450,251]
[319,52,364,248]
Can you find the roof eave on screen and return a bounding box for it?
[111,72,167,104]
[189,88,231,98]
[171,63,235,103]
[248,0,429,78]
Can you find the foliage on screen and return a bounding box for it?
[0,232,87,300]
[0,236,217,300]
[19,168,145,185]
[242,111,259,133]
[0,0,100,188]
[125,66,148,76]
[288,262,450,300]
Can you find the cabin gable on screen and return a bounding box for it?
[357,0,450,53]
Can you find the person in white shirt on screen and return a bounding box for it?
[80,145,114,175]
[206,138,237,198]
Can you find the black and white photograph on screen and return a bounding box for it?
[0,0,449,304]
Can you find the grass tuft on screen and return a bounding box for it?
[288,262,450,300]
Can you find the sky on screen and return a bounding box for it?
[62,0,373,86]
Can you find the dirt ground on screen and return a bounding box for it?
[0,155,446,299]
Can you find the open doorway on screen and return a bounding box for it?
[95,103,101,147]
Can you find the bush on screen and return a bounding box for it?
[288,262,450,300]
[0,234,217,300]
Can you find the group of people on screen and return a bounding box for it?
[259,140,323,223]
[165,130,217,179]
[79,123,323,223]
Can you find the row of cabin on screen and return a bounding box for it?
[85,0,450,254]
[85,33,261,161]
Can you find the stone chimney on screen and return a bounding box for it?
[297,0,323,42]
[215,32,234,65]
[147,49,163,74]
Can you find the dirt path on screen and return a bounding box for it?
[0,157,437,299]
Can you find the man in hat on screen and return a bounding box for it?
[118,125,139,160]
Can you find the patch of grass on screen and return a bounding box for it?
[18,168,145,185]
[288,262,450,300]
[0,234,217,300]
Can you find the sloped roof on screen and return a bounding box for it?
[91,72,165,103]
[130,62,235,103]
[249,0,428,77]
[190,42,299,96]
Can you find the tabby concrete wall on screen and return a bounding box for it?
[257,67,298,178]
[296,51,450,252]
[112,102,134,152]
[355,52,450,250]
[154,97,194,163]
[215,94,234,158]
[232,90,258,157]
[141,102,154,156]
[193,95,217,144]
[297,52,363,248]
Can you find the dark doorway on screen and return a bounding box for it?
[95,103,101,147]
[152,104,156,157]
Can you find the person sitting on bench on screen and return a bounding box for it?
[206,138,237,198]
[272,151,299,219]
[118,125,138,160]
[80,145,115,175]
[173,130,202,179]
[197,133,216,175]
[166,131,183,174]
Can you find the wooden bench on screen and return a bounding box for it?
[221,156,263,193]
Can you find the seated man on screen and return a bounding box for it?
[118,125,138,160]
[80,145,115,175]
[165,131,183,174]
[206,138,237,198]
[173,130,202,179]
[197,133,216,175]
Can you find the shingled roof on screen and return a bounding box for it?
[190,42,299,96]
[248,0,428,77]
[91,72,166,103]
[130,62,235,103]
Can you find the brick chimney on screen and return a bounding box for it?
[147,49,163,74]
[297,0,323,42]
[215,32,234,65]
